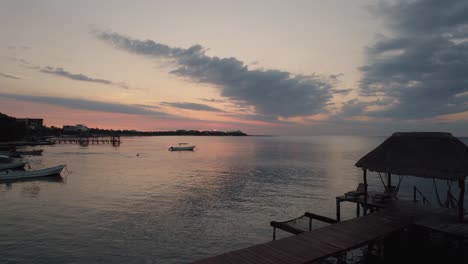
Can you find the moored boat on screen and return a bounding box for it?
[168,143,196,151]
[15,149,44,156]
[0,165,65,181]
[0,155,12,162]
[0,161,28,170]
[0,151,21,158]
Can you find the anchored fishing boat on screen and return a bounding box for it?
[168,143,196,151]
[15,149,44,156]
[0,151,21,158]
[0,161,28,171]
[0,155,12,162]
[0,164,65,181]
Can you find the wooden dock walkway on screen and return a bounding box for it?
[193,209,412,263]
[193,200,468,264]
[51,136,121,146]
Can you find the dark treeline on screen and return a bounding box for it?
[85,128,247,137]
[0,113,27,141]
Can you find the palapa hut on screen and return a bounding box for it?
[355,132,468,222]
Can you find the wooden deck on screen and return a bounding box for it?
[193,209,412,263]
[193,200,468,264]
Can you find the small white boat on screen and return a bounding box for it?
[168,143,196,151]
[0,161,28,170]
[0,164,65,181]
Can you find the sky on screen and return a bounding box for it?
[1,0,468,136]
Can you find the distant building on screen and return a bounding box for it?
[16,118,44,130]
[63,124,89,132]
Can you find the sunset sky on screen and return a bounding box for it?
[1,0,468,135]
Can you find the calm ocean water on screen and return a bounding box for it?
[1,136,467,263]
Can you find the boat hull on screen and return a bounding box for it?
[0,165,65,181]
[0,162,28,170]
[16,150,43,156]
[168,146,195,151]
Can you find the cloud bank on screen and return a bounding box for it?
[93,31,336,118]
[160,102,224,112]
[198,98,225,103]
[0,93,172,117]
[0,72,20,80]
[40,66,129,89]
[356,0,468,119]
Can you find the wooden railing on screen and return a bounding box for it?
[413,186,430,205]
[270,212,337,240]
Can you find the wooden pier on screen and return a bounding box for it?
[193,200,468,264]
[51,136,121,146]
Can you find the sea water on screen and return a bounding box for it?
[0,136,466,263]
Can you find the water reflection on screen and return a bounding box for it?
[21,185,41,198]
[1,175,64,188]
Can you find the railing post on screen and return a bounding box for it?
[413,186,417,202]
[459,178,465,223]
[336,198,341,222]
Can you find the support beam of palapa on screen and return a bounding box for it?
[387,172,392,188]
[459,177,465,223]
[363,168,368,195]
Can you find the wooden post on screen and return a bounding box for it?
[363,168,368,215]
[387,172,392,188]
[363,168,368,196]
[336,198,341,222]
[459,177,465,223]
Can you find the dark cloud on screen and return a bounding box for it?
[160,102,224,112]
[198,98,225,103]
[94,31,335,118]
[356,0,468,119]
[9,59,131,89]
[0,93,172,118]
[39,66,129,89]
[340,99,369,117]
[41,66,111,84]
[376,0,468,36]
[339,98,394,117]
[230,102,253,113]
[0,72,20,80]
[221,112,281,123]
[132,104,160,109]
[331,88,352,95]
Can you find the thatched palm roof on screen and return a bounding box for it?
[355,132,468,180]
